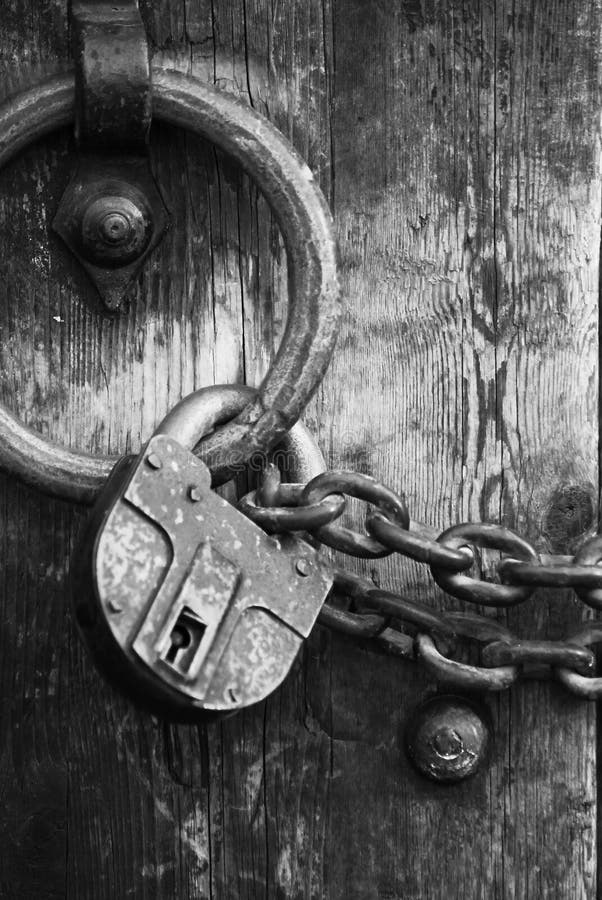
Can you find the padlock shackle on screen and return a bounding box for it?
[155,385,257,455]
[155,384,326,486]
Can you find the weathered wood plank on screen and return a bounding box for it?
[0,0,600,898]
[314,1,600,898]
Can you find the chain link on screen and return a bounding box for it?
[432,523,539,607]
[299,471,410,558]
[238,468,602,698]
[238,482,346,533]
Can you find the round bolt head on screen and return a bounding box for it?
[405,695,490,784]
[80,192,153,268]
[52,156,170,311]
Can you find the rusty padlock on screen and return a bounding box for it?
[73,385,333,720]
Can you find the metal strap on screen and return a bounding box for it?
[72,0,151,151]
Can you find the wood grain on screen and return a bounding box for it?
[0,0,599,897]
[317,2,601,898]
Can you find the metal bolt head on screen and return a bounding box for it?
[81,194,152,267]
[405,695,490,783]
[53,156,170,311]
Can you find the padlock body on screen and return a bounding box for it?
[74,434,332,719]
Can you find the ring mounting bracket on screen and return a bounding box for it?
[53,1,169,311]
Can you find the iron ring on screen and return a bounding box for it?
[0,67,340,503]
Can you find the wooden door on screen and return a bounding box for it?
[0,1,599,897]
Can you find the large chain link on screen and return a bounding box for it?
[238,465,602,698]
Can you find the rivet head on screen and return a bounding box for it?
[405,695,490,783]
[146,453,162,470]
[295,558,312,577]
[188,486,203,502]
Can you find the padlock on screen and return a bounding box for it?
[72,384,333,720]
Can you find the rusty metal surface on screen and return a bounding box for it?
[0,67,340,500]
[431,523,539,607]
[416,635,518,691]
[240,471,602,697]
[77,435,332,716]
[73,383,334,717]
[238,484,346,533]
[574,535,602,609]
[554,624,602,698]
[53,155,169,310]
[72,0,151,151]
[498,558,602,590]
[367,509,473,571]
[482,639,595,674]
[57,2,169,309]
[364,588,456,638]
[405,695,491,784]
[299,470,410,558]
[155,387,330,488]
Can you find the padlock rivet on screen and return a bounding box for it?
[296,558,312,577]
[146,453,162,470]
[188,486,202,502]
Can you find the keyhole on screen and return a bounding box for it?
[161,608,207,673]
[166,623,191,663]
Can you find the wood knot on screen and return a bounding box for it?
[542,484,595,553]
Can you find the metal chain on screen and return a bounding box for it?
[237,465,602,699]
